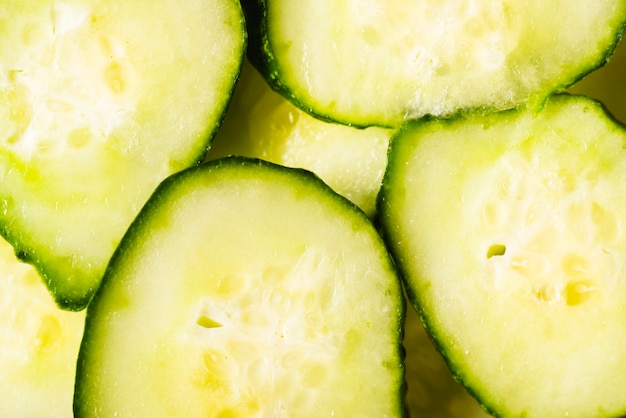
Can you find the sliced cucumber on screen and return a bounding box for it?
[0,236,84,418]
[0,0,246,310]
[74,157,405,417]
[379,94,626,417]
[208,60,392,218]
[247,0,626,127]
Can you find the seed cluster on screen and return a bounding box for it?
[482,154,622,306]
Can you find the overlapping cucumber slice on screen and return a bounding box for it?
[74,157,405,417]
[246,0,626,127]
[208,61,392,218]
[0,0,246,310]
[379,94,626,417]
[0,236,84,418]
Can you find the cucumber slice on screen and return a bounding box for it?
[0,0,246,310]
[0,237,84,418]
[74,157,405,417]
[208,60,392,218]
[379,94,626,417]
[247,0,626,127]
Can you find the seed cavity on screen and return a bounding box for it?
[561,253,590,279]
[564,280,596,306]
[3,6,135,159]
[361,25,381,46]
[479,156,622,307]
[67,127,94,148]
[202,351,238,380]
[196,315,222,329]
[189,249,343,412]
[486,244,506,258]
[533,285,558,303]
[104,61,126,94]
[591,202,619,244]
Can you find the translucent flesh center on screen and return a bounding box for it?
[279,0,522,122]
[480,154,622,306]
[179,248,352,416]
[1,2,135,160]
[352,0,514,76]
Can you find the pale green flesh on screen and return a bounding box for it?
[207,61,392,218]
[0,0,246,309]
[380,95,626,417]
[75,159,404,418]
[264,0,626,127]
[0,237,84,418]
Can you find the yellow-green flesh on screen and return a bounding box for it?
[0,237,84,418]
[76,161,404,417]
[208,61,493,415]
[382,95,626,417]
[267,0,625,126]
[0,0,245,309]
[208,61,391,218]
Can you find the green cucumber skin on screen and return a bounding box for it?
[378,124,482,413]
[556,21,626,112]
[74,156,407,417]
[0,1,247,311]
[242,0,377,129]
[244,1,626,129]
[9,242,95,312]
[378,94,626,418]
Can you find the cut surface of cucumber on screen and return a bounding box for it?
[0,237,85,418]
[248,0,626,127]
[379,94,626,417]
[0,0,246,310]
[74,157,405,417]
[208,60,392,218]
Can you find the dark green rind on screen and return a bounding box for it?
[241,0,381,129]
[377,120,491,414]
[74,156,406,417]
[543,20,626,118]
[378,94,626,418]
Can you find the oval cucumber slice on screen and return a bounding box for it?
[379,94,626,417]
[248,0,626,127]
[208,60,392,218]
[74,157,405,417]
[0,0,246,310]
[0,237,84,418]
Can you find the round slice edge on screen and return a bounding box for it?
[74,157,405,417]
[379,94,626,417]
